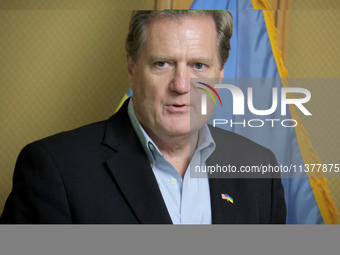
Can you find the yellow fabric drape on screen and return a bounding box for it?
[252,0,338,224]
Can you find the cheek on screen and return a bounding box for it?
[206,98,216,116]
[131,68,170,110]
[192,90,216,120]
[133,82,162,113]
[143,79,168,104]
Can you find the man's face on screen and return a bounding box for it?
[127,15,224,141]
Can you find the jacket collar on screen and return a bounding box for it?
[207,125,237,224]
[102,98,172,224]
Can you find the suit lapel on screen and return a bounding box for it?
[206,127,237,224]
[102,99,172,224]
[209,178,236,224]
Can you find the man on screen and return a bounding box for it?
[0,10,286,224]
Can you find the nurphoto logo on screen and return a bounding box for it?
[197,82,312,128]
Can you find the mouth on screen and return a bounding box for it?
[166,104,190,112]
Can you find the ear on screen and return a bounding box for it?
[215,67,225,92]
[126,54,135,78]
[219,67,225,80]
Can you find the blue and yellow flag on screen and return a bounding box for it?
[190,0,337,224]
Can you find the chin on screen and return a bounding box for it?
[165,125,191,137]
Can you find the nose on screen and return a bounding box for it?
[169,65,190,94]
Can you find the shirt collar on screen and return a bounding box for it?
[128,99,160,167]
[196,123,216,163]
[127,98,216,167]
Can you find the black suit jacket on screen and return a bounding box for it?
[0,99,286,224]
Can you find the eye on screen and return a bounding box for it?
[194,63,205,70]
[155,61,168,68]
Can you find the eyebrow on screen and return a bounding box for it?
[191,58,213,65]
[149,55,213,65]
[149,55,174,62]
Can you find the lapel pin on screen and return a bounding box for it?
[221,194,233,203]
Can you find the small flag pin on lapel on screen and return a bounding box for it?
[221,194,233,203]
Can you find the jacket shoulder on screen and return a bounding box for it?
[207,125,279,179]
[31,120,107,150]
[208,125,272,155]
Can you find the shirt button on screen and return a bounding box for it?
[148,142,154,151]
[170,178,177,185]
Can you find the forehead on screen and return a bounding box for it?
[144,15,218,57]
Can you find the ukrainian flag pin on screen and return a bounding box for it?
[221,194,233,203]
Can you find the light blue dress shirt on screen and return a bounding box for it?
[127,99,216,224]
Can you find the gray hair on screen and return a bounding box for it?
[125,10,233,69]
